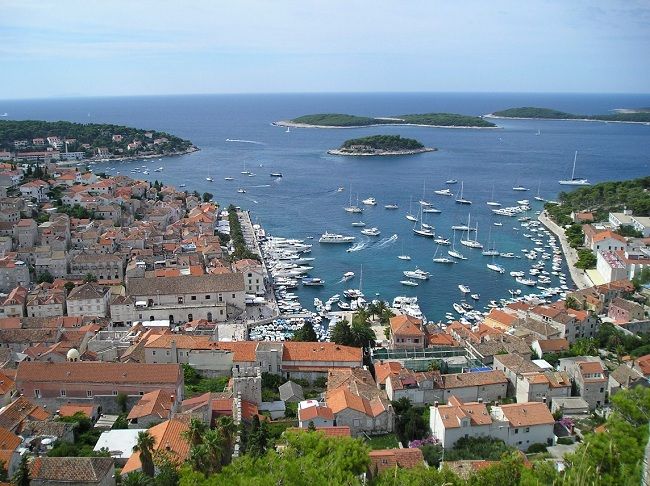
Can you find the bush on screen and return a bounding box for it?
[527,443,548,453]
[421,444,443,467]
[312,377,327,389]
[557,437,574,445]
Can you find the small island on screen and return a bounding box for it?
[487,107,650,124]
[0,119,198,163]
[274,112,497,129]
[327,135,436,156]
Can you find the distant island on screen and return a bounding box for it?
[0,119,197,162]
[487,107,650,124]
[327,135,436,156]
[274,112,497,129]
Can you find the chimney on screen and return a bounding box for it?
[434,401,439,408]
[542,396,547,403]
[478,398,483,404]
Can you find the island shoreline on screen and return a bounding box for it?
[484,114,650,125]
[327,147,437,156]
[272,121,500,130]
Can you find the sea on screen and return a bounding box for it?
[2,93,649,321]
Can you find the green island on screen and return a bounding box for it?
[489,106,650,123]
[276,112,496,128]
[0,119,197,160]
[327,135,435,156]
[545,176,650,225]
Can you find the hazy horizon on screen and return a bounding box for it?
[2,1,649,100]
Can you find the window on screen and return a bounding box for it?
[178,297,184,304]
[34,390,41,398]
[205,295,211,300]
[112,390,118,396]
[87,390,93,397]
[514,428,519,434]
[353,419,360,427]
[525,427,530,433]
[232,294,235,299]
[600,388,604,393]
[60,390,66,397]
[191,295,196,301]
[152,350,156,356]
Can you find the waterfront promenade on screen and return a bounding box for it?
[538,211,592,290]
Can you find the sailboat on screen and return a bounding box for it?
[286,126,291,133]
[448,230,467,260]
[486,184,501,207]
[413,205,435,237]
[241,161,251,175]
[397,241,411,261]
[460,216,483,249]
[419,181,432,207]
[344,186,363,213]
[559,151,590,185]
[455,181,472,205]
[433,245,455,264]
[534,182,545,202]
[536,129,541,136]
[481,226,499,256]
[405,196,418,222]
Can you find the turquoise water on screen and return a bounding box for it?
[3,93,649,319]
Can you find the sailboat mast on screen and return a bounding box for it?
[571,151,578,179]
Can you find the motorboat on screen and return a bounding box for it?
[206,177,213,182]
[434,188,453,196]
[434,237,451,245]
[351,221,366,227]
[384,204,399,209]
[361,227,381,236]
[342,271,355,281]
[458,284,471,293]
[423,207,442,213]
[452,303,465,314]
[559,151,590,185]
[400,280,419,287]
[237,188,246,193]
[487,263,506,274]
[446,179,458,184]
[403,268,430,280]
[516,276,537,286]
[362,197,377,206]
[470,294,480,301]
[512,186,529,191]
[482,249,499,256]
[397,254,412,261]
[224,177,234,180]
[303,277,325,286]
[318,232,356,244]
[270,173,283,177]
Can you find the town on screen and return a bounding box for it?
[0,150,649,485]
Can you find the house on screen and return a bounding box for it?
[281,342,363,382]
[368,448,424,479]
[374,361,403,390]
[326,387,393,437]
[558,357,608,409]
[608,297,645,323]
[66,282,111,318]
[490,402,555,450]
[26,286,66,318]
[385,368,441,404]
[126,389,175,428]
[608,364,649,396]
[298,402,334,428]
[0,396,50,433]
[515,371,572,404]
[19,179,50,202]
[93,428,146,466]
[0,286,28,318]
[0,255,30,293]
[493,354,543,395]
[58,404,99,421]
[70,253,124,282]
[233,259,265,295]
[531,338,569,358]
[0,371,16,406]
[571,211,594,223]
[389,315,425,349]
[483,308,518,330]
[15,362,184,413]
[430,396,499,449]
[610,209,650,237]
[30,456,115,486]
[550,397,590,416]
[588,230,627,253]
[597,250,628,283]
[440,370,508,403]
[0,426,21,476]
[633,355,650,378]
[121,419,190,475]
[279,381,304,403]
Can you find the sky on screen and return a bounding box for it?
[1,0,649,99]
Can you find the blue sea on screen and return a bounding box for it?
[3,93,649,320]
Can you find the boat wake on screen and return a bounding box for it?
[376,234,398,247]
[346,241,368,253]
[225,139,266,145]
[249,184,271,188]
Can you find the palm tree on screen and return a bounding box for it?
[182,418,207,447]
[133,431,156,477]
[203,428,226,473]
[122,471,153,486]
[216,416,237,464]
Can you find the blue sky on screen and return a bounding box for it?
[1,0,649,99]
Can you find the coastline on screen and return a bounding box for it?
[537,211,592,290]
[327,147,437,156]
[272,121,500,130]
[484,114,650,125]
[55,146,199,167]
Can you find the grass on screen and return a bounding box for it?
[365,433,400,450]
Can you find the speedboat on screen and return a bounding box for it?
[458,284,471,293]
[384,204,399,209]
[319,232,355,244]
[351,221,366,227]
[487,263,506,274]
[452,303,465,314]
[470,294,480,300]
[400,280,419,287]
[404,268,430,280]
[446,179,458,184]
[397,254,412,261]
[303,277,325,286]
[434,188,453,196]
[237,188,246,193]
[206,177,213,182]
[342,271,355,281]
[224,177,234,180]
[361,227,381,236]
[362,197,377,206]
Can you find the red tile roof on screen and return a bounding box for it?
[369,448,424,476]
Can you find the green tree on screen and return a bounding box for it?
[330,319,354,346]
[292,322,318,342]
[117,392,128,413]
[64,281,76,294]
[12,455,31,486]
[134,431,156,477]
[565,295,582,310]
[123,471,153,486]
[182,418,207,448]
[36,270,54,284]
[83,273,98,283]
[350,320,375,348]
[0,459,7,482]
[202,192,213,203]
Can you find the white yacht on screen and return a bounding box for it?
[400,280,419,287]
[361,227,381,236]
[512,185,529,191]
[403,268,430,280]
[458,284,471,293]
[487,263,506,273]
[423,207,441,214]
[384,204,399,209]
[433,246,455,264]
[342,271,355,281]
[397,254,412,261]
[319,232,356,244]
[206,177,213,182]
[434,237,451,245]
[559,151,591,185]
[224,177,234,181]
[486,184,500,207]
[344,191,363,213]
[351,221,366,227]
[455,181,472,205]
[405,196,418,222]
[460,216,483,249]
[446,179,458,184]
[434,188,453,196]
[362,197,377,206]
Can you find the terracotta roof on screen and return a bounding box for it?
[435,396,492,429]
[441,370,508,389]
[369,448,424,476]
[496,402,554,427]
[0,426,20,467]
[122,419,190,474]
[127,389,174,420]
[536,338,569,352]
[374,361,403,385]
[636,355,650,376]
[282,342,362,363]
[67,282,109,301]
[494,354,541,374]
[127,273,244,296]
[0,372,15,395]
[326,388,388,417]
[389,314,424,336]
[299,405,334,422]
[0,396,50,431]
[16,361,182,385]
[58,404,96,418]
[592,230,626,243]
[30,457,114,483]
[486,309,518,327]
[578,361,605,375]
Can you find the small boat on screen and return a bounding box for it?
[397,255,412,261]
[224,177,234,181]
[400,280,419,287]
[446,179,458,184]
[154,167,163,172]
[337,301,351,310]
[516,276,537,286]
[303,277,325,286]
[361,227,381,236]
[487,263,506,274]
[206,177,214,182]
[512,185,529,191]
[351,221,366,227]
[406,214,418,222]
[384,204,399,209]
[319,232,356,244]
[434,237,451,245]
[423,207,442,214]
[434,188,453,196]
[493,222,503,226]
[286,126,290,133]
[559,151,590,185]
[452,303,465,314]
[248,173,256,177]
[458,284,471,293]
[433,256,455,264]
[482,249,499,256]
[405,196,418,222]
[404,268,430,280]
[270,173,283,177]
[486,184,500,207]
[362,197,377,206]
[470,294,480,301]
[455,181,472,205]
[179,184,186,188]
[337,187,345,192]
[342,271,355,281]
[237,188,246,193]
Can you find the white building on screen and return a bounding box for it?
[597,250,628,283]
[490,402,555,450]
[66,282,111,318]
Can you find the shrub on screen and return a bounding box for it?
[527,443,548,453]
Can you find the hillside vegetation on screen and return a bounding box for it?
[289,112,495,127]
[340,135,424,151]
[493,107,650,123]
[545,176,650,225]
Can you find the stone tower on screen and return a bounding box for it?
[231,366,262,405]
